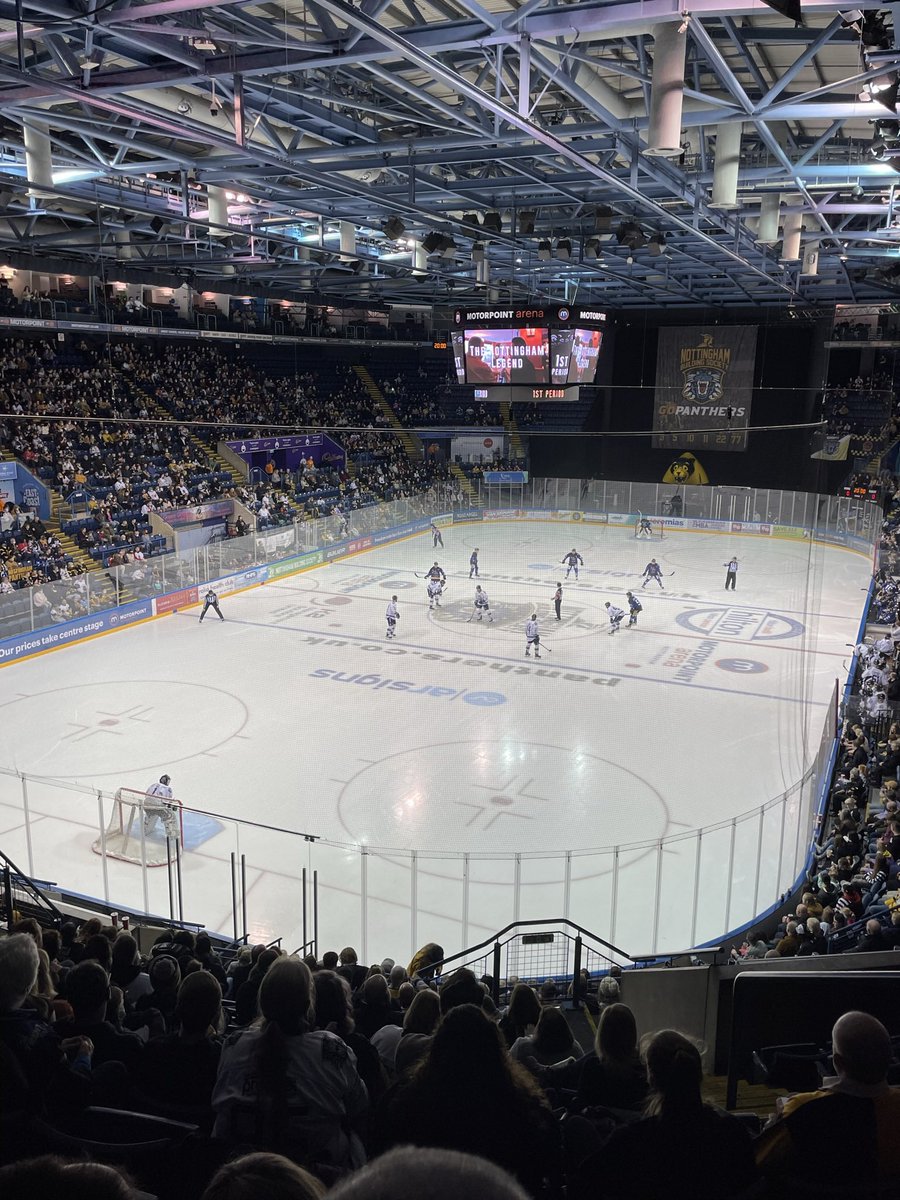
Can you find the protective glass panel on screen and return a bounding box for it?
[655,835,700,952]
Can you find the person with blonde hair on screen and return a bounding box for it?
[575,1003,647,1112]
[373,985,440,1077]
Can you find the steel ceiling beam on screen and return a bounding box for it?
[307,0,791,295]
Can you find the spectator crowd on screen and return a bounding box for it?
[2,915,899,1200]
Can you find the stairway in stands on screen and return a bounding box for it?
[353,364,479,503]
[116,373,246,492]
[352,364,423,461]
[0,448,101,586]
[499,399,525,459]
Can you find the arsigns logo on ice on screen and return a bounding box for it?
[309,668,507,706]
[676,607,805,641]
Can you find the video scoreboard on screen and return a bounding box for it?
[449,304,609,399]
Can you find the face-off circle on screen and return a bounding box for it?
[337,739,670,856]
[0,681,248,778]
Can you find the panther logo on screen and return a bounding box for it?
[682,367,724,403]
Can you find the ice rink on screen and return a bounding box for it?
[0,518,869,961]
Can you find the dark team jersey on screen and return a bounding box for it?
[643,562,662,577]
[427,565,446,581]
[563,552,583,566]
[628,596,642,612]
[470,551,478,564]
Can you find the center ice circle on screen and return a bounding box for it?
[337,739,669,854]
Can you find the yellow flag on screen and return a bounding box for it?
[662,452,709,486]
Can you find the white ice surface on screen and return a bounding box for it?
[0,520,869,961]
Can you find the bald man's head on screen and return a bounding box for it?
[832,1011,892,1086]
[328,1148,528,1200]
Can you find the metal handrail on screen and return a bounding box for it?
[434,917,631,1003]
[436,916,628,972]
[0,846,64,925]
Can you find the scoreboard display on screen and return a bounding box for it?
[450,304,609,396]
[843,483,880,502]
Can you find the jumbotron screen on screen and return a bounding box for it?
[451,332,466,384]
[464,327,550,384]
[550,327,603,384]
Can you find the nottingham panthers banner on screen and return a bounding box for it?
[652,326,758,453]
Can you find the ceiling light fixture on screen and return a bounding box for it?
[616,221,646,250]
[382,216,406,240]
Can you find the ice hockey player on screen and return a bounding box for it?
[636,516,653,539]
[431,521,444,548]
[642,559,664,590]
[427,578,444,609]
[385,596,400,639]
[144,774,179,840]
[605,601,625,634]
[469,548,479,578]
[525,613,541,658]
[199,588,224,621]
[470,585,493,622]
[561,549,584,580]
[626,591,642,627]
[426,561,446,584]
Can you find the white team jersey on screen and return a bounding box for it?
[608,606,624,622]
[525,619,539,640]
[427,580,443,596]
[146,781,173,801]
[875,636,892,655]
[386,601,399,620]
[475,591,489,607]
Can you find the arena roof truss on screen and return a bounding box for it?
[1,0,900,307]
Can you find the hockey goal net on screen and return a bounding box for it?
[92,788,184,867]
[633,518,665,540]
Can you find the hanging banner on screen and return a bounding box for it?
[652,325,758,452]
[811,433,851,461]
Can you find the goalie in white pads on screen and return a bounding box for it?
[143,774,179,840]
[605,601,625,634]
[385,596,400,639]
[525,614,542,658]
[470,585,493,622]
